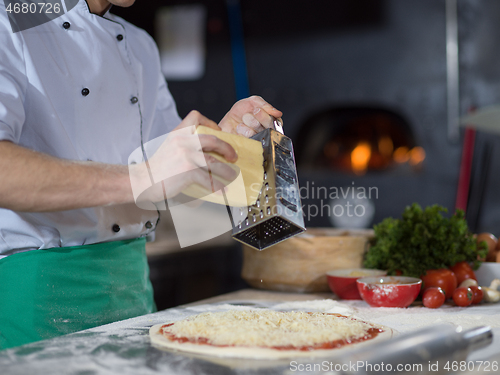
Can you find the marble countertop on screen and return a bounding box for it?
[2,289,500,375]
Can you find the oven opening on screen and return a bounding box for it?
[294,106,425,175]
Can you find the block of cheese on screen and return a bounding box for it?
[181,126,264,207]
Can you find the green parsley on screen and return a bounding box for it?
[363,203,487,277]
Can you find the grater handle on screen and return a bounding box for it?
[271,117,284,135]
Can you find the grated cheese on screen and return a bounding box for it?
[162,310,377,347]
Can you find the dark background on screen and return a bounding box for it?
[112,0,500,233]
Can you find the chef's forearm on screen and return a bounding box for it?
[0,141,134,212]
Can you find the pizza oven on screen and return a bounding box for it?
[294,106,424,175]
[291,105,427,229]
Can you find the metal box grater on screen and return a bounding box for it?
[231,119,306,250]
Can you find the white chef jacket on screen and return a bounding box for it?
[0,0,182,257]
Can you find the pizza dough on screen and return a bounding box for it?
[149,310,393,359]
[181,126,264,207]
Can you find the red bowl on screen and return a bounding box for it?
[326,269,387,300]
[356,276,422,307]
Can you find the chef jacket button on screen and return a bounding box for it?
[112,224,121,233]
[81,88,90,96]
[145,221,153,229]
[116,34,124,41]
[62,22,71,29]
[130,96,138,104]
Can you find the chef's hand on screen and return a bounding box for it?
[219,96,283,137]
[130,110,238,206]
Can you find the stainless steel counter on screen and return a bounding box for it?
[1,289,499,375]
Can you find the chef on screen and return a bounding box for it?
[0,0,282,350]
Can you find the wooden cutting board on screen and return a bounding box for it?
[241,228,374,293]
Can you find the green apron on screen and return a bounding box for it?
[0,237,155,350]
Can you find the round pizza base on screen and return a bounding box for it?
[149,322,394,359]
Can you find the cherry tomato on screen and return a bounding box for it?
[453,287,473,307]
[449,262,477,285]
[469,286,483,304]
[422,287,446,308]
[421,269,458,299]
